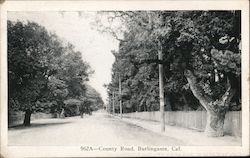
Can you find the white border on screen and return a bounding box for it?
[1,0,249,157]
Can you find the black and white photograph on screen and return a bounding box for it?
[0,0,249,157]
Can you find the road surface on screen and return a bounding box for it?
[8,111,183,146]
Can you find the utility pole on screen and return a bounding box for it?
[147,12,165,132]
[119,73,122,119]
[158,40,165,132]
[112,91,115,115]
[108,98,111,114]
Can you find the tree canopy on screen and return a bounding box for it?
[8,20,102,125]
[103,11,241,114]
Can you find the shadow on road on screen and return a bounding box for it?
[8,121,72,131]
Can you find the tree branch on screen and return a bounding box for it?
[138,86,153,107]
[220,78,236,106]
[184,70,213,111]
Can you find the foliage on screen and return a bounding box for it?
[85,85,104,111]
[8,20,98,121]
[101,11,241,113]
[8,21,52,113]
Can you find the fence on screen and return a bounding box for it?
[8,111,53,127]
[123,111,241,137]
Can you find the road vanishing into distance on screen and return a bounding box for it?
[8,111,183,146]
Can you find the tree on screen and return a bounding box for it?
[47,77,69,117]
[79,99,92,118]
[8,21,54,126]
[8,20,94,125]
[85,85,104,111]
[57,50,93,98]
[178,11,241,136]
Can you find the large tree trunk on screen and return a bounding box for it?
[60,108,65,118]
[80,112,84,118]
[165,94,172,111]
[184,70,235,137]
[23,109,32,126]
[181,93,189,110]
[205,110,226,136]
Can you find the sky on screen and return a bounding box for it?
[8,11,120,104]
